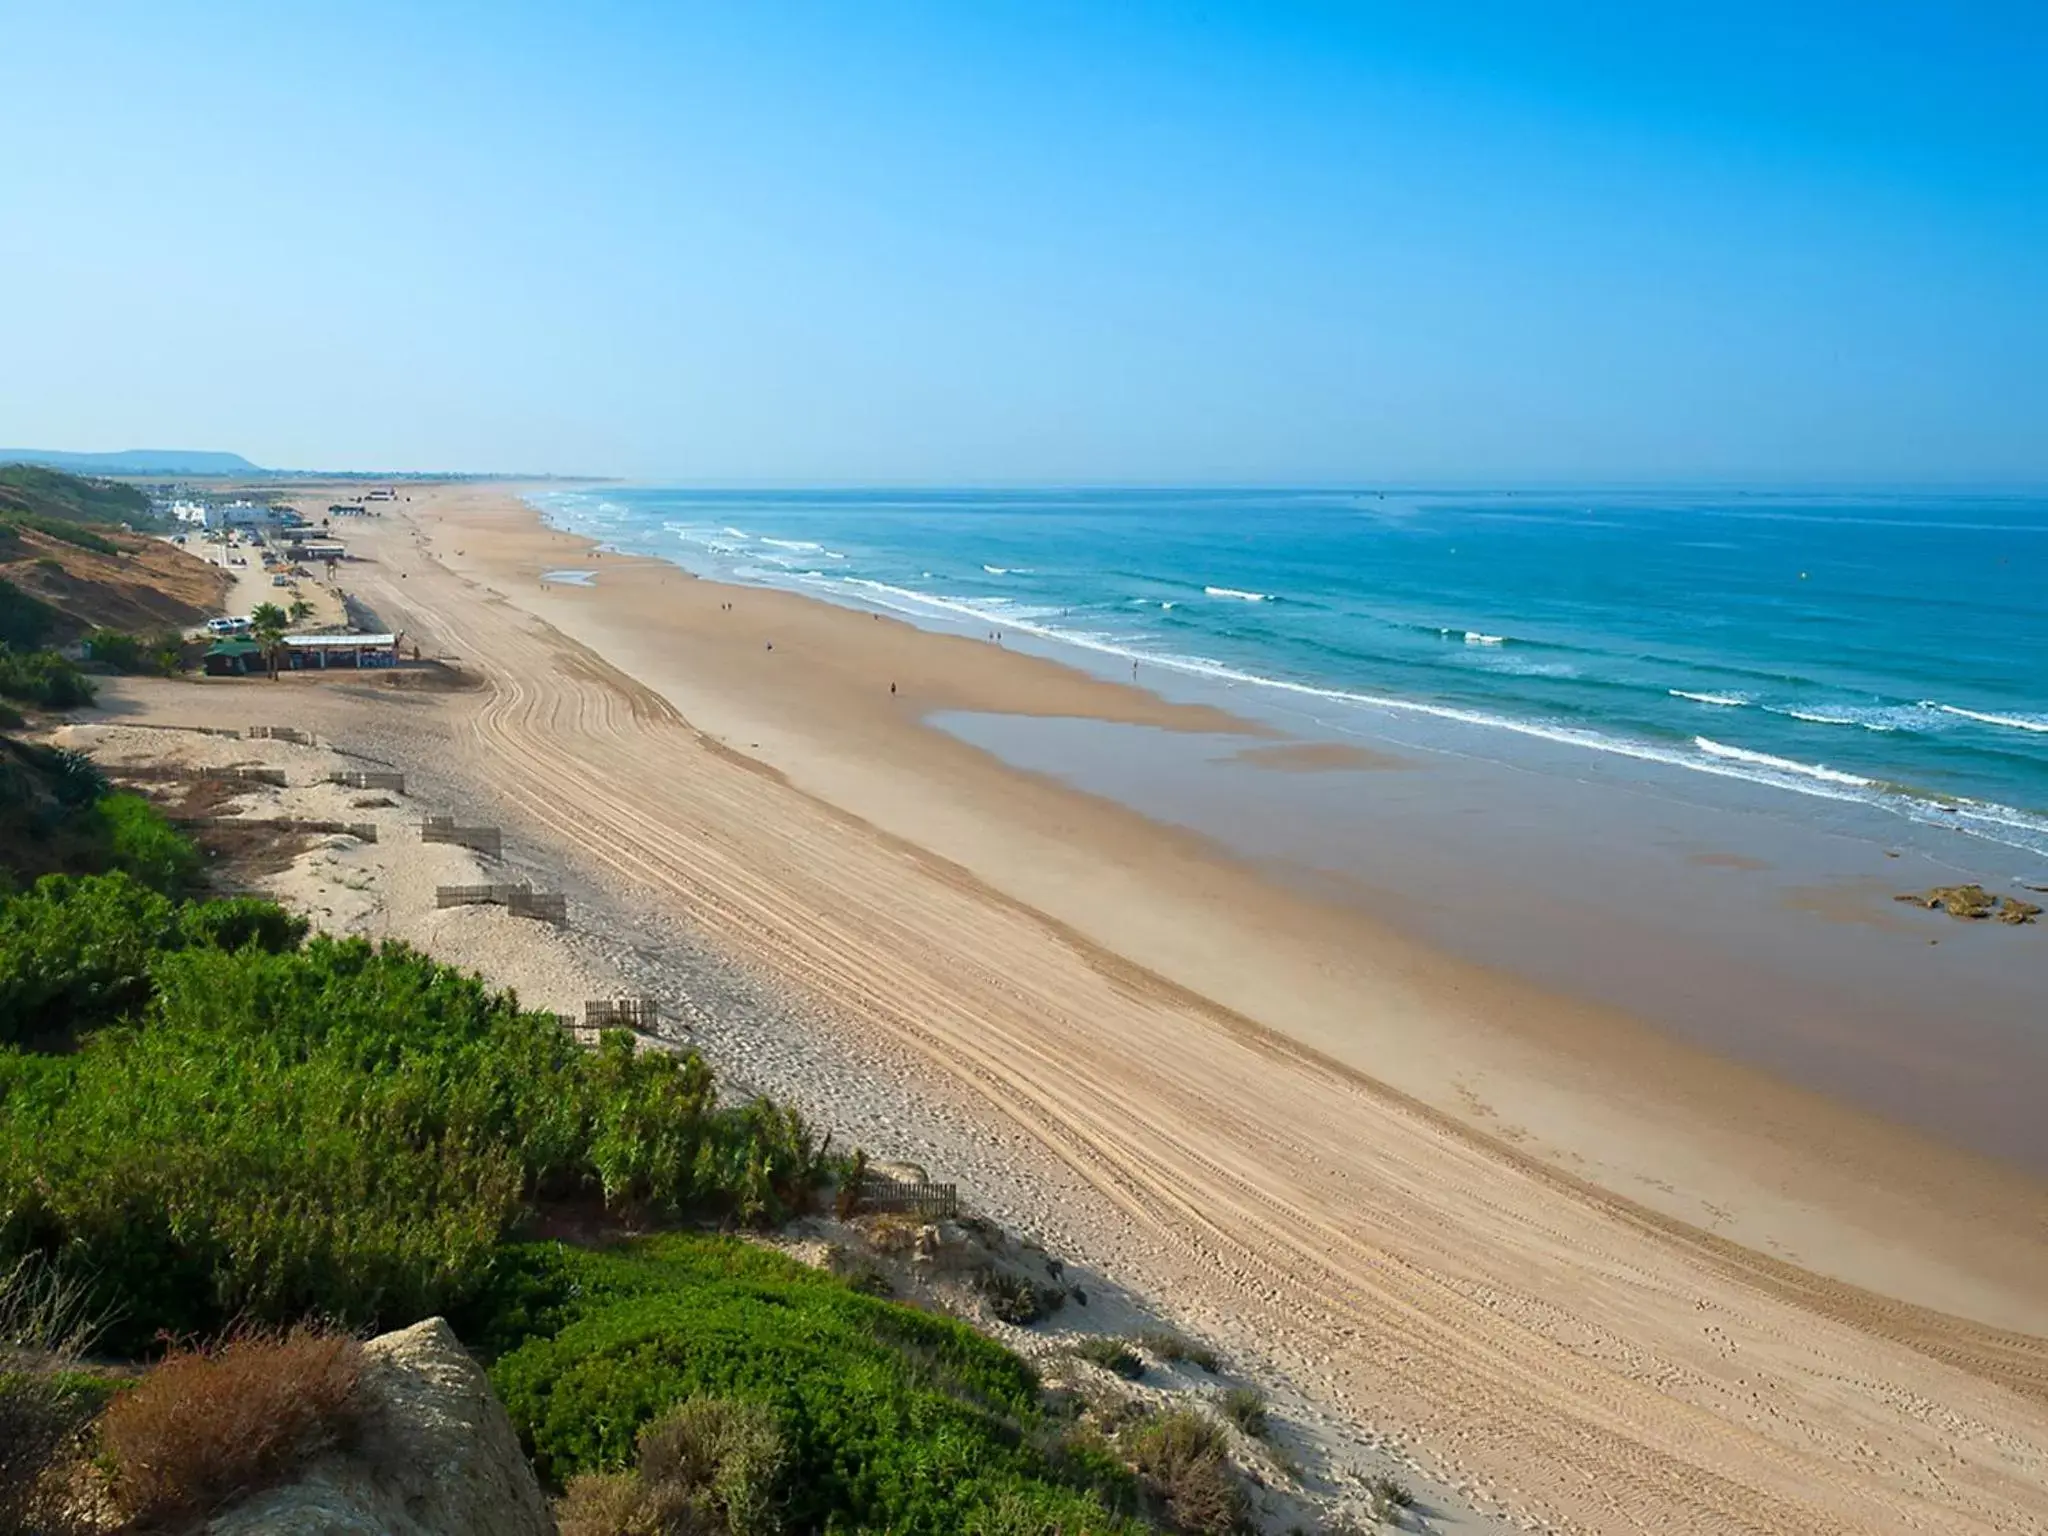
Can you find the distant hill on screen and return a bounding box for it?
[1,466,229,649]
[0,464,154,529]
[0,448,263,476]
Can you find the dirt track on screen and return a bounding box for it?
[322,508,2048,1534]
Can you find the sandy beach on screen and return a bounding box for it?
[84,481,2048,1535]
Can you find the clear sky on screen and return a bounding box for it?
[2,1,2043,484]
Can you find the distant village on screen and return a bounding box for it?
[151,487,405,674]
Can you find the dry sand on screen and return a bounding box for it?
[78,481,2048,1535]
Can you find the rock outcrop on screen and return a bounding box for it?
[1894,884,2042,924]
[206,1318,552,1536]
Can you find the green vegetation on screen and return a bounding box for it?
[0,871,827,1351]
[0,646,94,711]
[0,515,118,557]
[0,744,1255,1532]
[1365,1473,1414,1513]
[556,1397,787,1536]
[249,600,288,678]
[1074,1337,1147,1380]
[473,1236,1147,1533]
[1139,1329,1221,1374]
[1123,1411,1246,1535]
[83,628,184,676]
[1217,1388,1267,1440]
[0,466,150,532]
[0,583,58,650]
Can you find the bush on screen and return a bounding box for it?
[99,1326,363,1527]
[479,1236,1144,1534]
[0,1258,107,1536]
[0,740,113,895]
[0,584,56,651]
[976,1266,1063,1326]
[0,911,829,1351]
[1217,1388,1267,1439]
[1072,1337,1146,1380]
[84,629,184,676]
[0,873,303,1044]
[94,791,200,893]
[1365,1472,1414,1514]
[0,871,180,1040]
[0,646,94,710]
[1122,1410,1247,1535]
[559,1397,788,1536]
[1138,1329,1220,1374]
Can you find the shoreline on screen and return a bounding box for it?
[100,478,2048,1533]
[426,484,2048,1314]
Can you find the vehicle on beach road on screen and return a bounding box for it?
[206,616,253,636]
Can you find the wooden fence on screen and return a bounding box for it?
[246,726,313,744]
[420,818,501,857]
[329,770,406,792]
[507,891,567,923]
[854,1176,959,1221]
[584,997,660,1030]
[136,723,244,739]
[181,816,377,842]
[435,884,566,924]
[228,767,289,787]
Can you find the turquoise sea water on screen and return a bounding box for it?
[531,487,2048,860]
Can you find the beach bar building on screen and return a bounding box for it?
[282,633,399,670]
[202,638,264,676]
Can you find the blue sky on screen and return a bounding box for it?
[2,1,2043,483]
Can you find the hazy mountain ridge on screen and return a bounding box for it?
[0,448,263,475]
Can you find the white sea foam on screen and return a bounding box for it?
[1205,586,1269,601]
[722,527,748,538]
[1463,631,1505,646]
[1929,702,2048,734]
[519,493,2048,861]
[983,565,1009,575]
[760,537,823,552]
[1670,689,1747,707]
[1694,738,1872,787]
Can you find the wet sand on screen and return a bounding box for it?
[196,480,2048,1533]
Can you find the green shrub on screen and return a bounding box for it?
[0,872,181,1040]
[1072,1337,1145,1380]
[0,585,56,651]
[94,792,200,893]
[0,647,94,710]
[479,1236,1144,1534]
[976,1266,1063,1326]
[83,629,182,675]
[1217,1387,1267,1440]
[1122,1410,1246,1535]
[1365,1472,1414,1512]
[1138,1329,1220,1374]
[0,912,828,1351]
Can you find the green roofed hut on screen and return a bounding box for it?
[202,638,264,676]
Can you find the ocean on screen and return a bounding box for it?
[529,486,2048,862]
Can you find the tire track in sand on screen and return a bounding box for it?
[367,546,2048,1536]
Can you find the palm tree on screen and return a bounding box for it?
[248,601,289,680]
[287,598,314,625]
